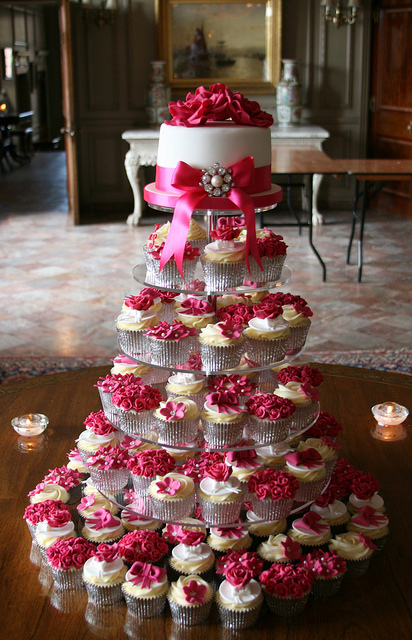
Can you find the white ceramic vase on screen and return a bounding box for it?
[276,59,302,127]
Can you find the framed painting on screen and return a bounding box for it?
[156,0,282,94]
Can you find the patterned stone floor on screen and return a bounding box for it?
[1,152,411,360]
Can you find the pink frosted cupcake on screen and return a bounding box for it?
[167,574,214,625]
[216,302,255,329]
[302,548,347,598]
[154,398,200,446]
[275,365,323,431]
[216,563,264,629]
[284,449,327,503]
[241,228,287,284]
[243,300,290,365]
[46,536,96,589]
[248,469,299,521]
[287,512,331,551]
[85,444,130,492]
[81,509,125,544]
[127,448,175,496]
[145,240,200,287]
[112,383,164,438]
[197,463,244,525]
[83,543,127,605]
[348,471,385,514]
[95,372,140,425]
[116,294,159,358]
[24,499,71,540]
[246,393,296,444]
[207,372,257,408]
[148,473,195,521]
[175,297,216,329]
[261,292,312,354]
[259,562,314,617]
[305,410,342,440]
[198,320,245,372]
[77,410,119,465]
[35,508,76,559]
[201,220,246,291]
[118,529,169,567]
[122,561,169,617]
[201,390,247,447]
[145,320,197,367]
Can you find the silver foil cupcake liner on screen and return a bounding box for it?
[286,322,311,355]
[199,340,245,373]
[50,565,84,590]
[250,495,294,521]
[201,259,245,292]
[168,597,213,626]
[198,493,243,524]
[201,417,246,447]
[345,555,372,579]
[98,388,120,426]
[244,336,288,366]
[122,588,167,618]
[248,415,291,445]
[263,590,310,617]
[149,336,196,366]
[151,495,195,521]
[131,473,154,496]
[247,255,286,285]
[116,327,148,359]
[145,255,199,288]
[87,467,130,492]
[166,390,206,412]
[216,595,263,629]
[290,402,317,431]
[294,477,327,503]
[116,408,156,438]
[311,574,345,599]
[84,580,124,605]
[26,520,38,540]
[156,417,200,446]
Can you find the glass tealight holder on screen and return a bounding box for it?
[11,413,49,437]
[371,402,408,441]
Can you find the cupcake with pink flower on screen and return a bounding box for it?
[261,291,312,354]
[246,392,296,444]
[175,297,216,329]
[168,527,215,582]
[122,561,169,618]
[94,372,141,425]
[46,536,96,590]
[347,506,389,553]
[121,508,163,533]
[247,468,299,521]
[166,371,207,411]
[116,293,160,358]
[138,287,179,323]
[145,240,200,287]
[201,390,247,447]
[148,473,195,521]
[24,499,71,540]
[67,448,89,476]
[245,508,288,549]
[208,373,257,408]
[216,302,255,328]
[297,435,341,479]
[329,531,376,578]
[77,491,119,526]
[154,398,200,446]
[81,508,125,544]
[198,319,245,372]
[77,410,119,465]
[257,534,301,569]
[243,300,290,365]
[207,521,252,555]
[167,574,214,626]
[42,465,85,505]
[215,549,263,584]
[302,548,347,599]
[145,320,197,367]
[239,228,287,284]
[347,471,385,514]
[216,560,264,629]
[259,561,314,617]
[127,448,175,496]
[201,218,246,290]
[117,529,169,566]
[83,542,127,605]
[274,365,322,431]
[287,512,331,551]
[111,383,164,437]
[35,508,76,559]
[284,449,326,503]
[85,444,130,492]
[197,462,244,524]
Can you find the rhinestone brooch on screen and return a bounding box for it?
[199,163,234,197]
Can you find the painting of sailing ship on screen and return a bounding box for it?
[170,2,268,82]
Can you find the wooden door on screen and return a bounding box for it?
[59,0,79,224]
[369,1,412,218]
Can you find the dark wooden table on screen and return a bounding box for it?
[1,364,412,640]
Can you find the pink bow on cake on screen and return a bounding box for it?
[285,449,323,469]
[128,561,166,588]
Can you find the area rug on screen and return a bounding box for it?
[1,349,411,384]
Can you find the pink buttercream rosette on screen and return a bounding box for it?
[112,383,164,437]
[145,241,200,287]
[248,469,298,521]
[259,561,314,617]
[127,449,175,496]
[246,393,296,444]
[46,536,96,590]
[117,529,169,567]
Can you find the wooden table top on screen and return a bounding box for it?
[335,158,412,179]
[2,365,412,640]
[271,146,344,175]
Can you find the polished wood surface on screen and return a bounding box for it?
[2,365,412,640]
[271,147,344,175]
[335,158,412,180]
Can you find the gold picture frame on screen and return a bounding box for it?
[156,0,282,95]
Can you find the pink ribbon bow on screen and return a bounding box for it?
[285,448,323,469]
[298,512,328,535]
[128,561,166,588]
[159,157,262,277]
[206,390,242,414]
[352,506,386,528]
[225,449,259,469]
[88,509,118,531]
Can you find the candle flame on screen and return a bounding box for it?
[387,405,394,415]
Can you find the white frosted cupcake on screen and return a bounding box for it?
[216,565,263,629]
[168,529,215,582]
[255,442,294,469]
[166,371,207,411]
[122,561,169,617]
[201,238,246,291]
[175,297,216,329]
[245,510,287,549]
[297,436,341,479]
[81,509,125,544]
[197,463,244,524]
[243,306,290,365]
[347,506,389,553]
[154,398,200,446]
[284,449,327,503]
[287,512,331,551]
[207,523,252,555]
[36,513,76,559]
[116,304,159,358]
[198,320,245,373]
[83,543,127,605]
[329,531,376,578]
[275,366,322,431]
[148,473,195,521]
[167,575,214,625]
[111,354,164,385]
[201,390,247,447]
[144,241,200,287]
[29,482,70,506]
[257,534,302,567]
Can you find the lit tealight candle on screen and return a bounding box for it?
[11,413,49,437]
[371,402,408,441]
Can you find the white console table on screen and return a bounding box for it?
[122,125,329,226]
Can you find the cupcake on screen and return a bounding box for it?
[85,444,130,492]
[287,512,331,551]
[167,575,214,625]
[154,398,200,446]
[110,354,154,380]
[121,509,162,533]
[117,529,169,566]
[297,436,341,479]
[257,534,301,567]
[77,492,120,523]
[259,562,313,617]
[95,372,139,425]
[42,465,84,505]
[240,228,287,284]
[145,241,200,287]
[175,297,216,329]
[35,509,76,559]
[168,528,215,582]
[67,448,89,476]
[166,371,207,411]
[28,482,70,506]
[215,549,263,584]
[116,296,159,358]
[243,301,290,365]
[122,291,162,316]
[224,447,264,498]
[198,320,245,372]
[83,543,127,605]
[348,471,384,514]
[329,531,376,578]
[81,509,125,544]
[347,506,389,553]
[24,499,71,540]
[162,519,207,550]
[310,493,350,533]
[284,449,327,503]
[139,287,180,323]
[111,383,164,438]
[46,536,96,590]
[247,469,299,521]
[255,442,294,469]
[145,320,197,367]
[77,410,119,465]
[216,563,264,629]
[261,292,312,354]
[122,561,169,617]
[201,390,247,447]
[207,522,252,555]
[245,509,287,550]
[301,548,347,599]
[145,218,207,253]
[201,220,246,291]
[127,448,175,496]
[216,302,255,329]
[275,365,323,431]
[246,393,296,444]
[197,463,244,524]
[148,473,195,521]
[305,410,343,440]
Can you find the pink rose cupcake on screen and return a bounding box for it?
[35,508,76,559]
[85,444,130,492]
[117,529,169,566]
[216,563,264,629]
[145,240,200,286]
[145,320,197,367]
[24,499,71,540]
[197,463,244,524]
[216,302,255,328]
[275,365,323,431]
[201,390,247,447]
[241,228,287,284]
[46,536,96,589]
[83,542,127,605]
[259,562,314,617]
[348,470,385,514]
[301,548,347,599]
[127,448,175,496]
[198,319,245,372]
[246,393,296,444]
[94,372,139,425]
[243,300,290,365]
[284,449,327,503]
[112,383,164,438]
[247,469,299,521]
[77,410,119,465]
[305,410,342,440]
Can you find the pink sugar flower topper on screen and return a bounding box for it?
[159,400,186,422]
[182,579,207,604]
[155,476,182,496]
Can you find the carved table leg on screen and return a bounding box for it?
[302,174,324,226]
[124,150,143,226]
